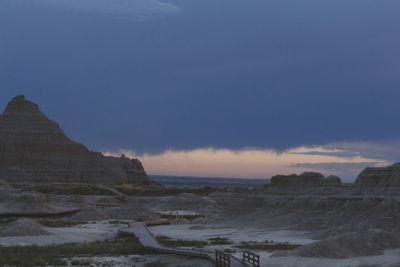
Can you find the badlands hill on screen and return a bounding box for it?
[268,163,400,195]
[354,162,400,194]
[0,95,147,184]
[270,172,343,188]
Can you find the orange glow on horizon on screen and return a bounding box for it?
[104,145,390,182]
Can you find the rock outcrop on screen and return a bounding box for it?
[354,163,400,194]
[270,172,324,188]
[267,172,344,195]
[322,175,343,187]
[0,95,147,184]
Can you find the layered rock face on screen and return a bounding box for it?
[0,95,147,184]
[354,163,400,194]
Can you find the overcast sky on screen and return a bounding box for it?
[1,0,400,181]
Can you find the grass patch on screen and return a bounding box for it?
[112,184,228,197]
[144,261,168,267]
[155,235,208,248]
[208,237,233,245]
[20,183,117,196]
[223,248,236,253]
[0,218,17,226]
[22,183,230,197]
[70,260,93,266]
[107,220,130,225]
[234,241,301,251]
[38,220,86,228]
[0,232,151,266]
[116,195,127,203]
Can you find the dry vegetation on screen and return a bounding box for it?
[17,183,117,196]
[208,237,234,245]
[155,235,209,248]
[37,220,86,228]
[234,241,301,251]
[0,232,152,266]
[112,184,229,197]
[15,183,229,197]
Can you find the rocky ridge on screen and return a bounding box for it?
[267,162,400,195]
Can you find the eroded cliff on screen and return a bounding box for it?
[0,95,147,184]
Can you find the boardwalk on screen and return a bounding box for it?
[123,222,247,267]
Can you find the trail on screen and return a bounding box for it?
[123,222,247,267]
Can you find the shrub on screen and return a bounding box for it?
[155,235,208,248]
[208,237,233,245]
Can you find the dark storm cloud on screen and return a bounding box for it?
[2,0,180,20]
[1,0,400,156]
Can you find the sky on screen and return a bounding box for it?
[1,0,400,182]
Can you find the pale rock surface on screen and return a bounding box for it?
[0,218,50,237]
[287,230,400,258]
[0,188,84,216]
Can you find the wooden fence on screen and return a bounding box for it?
[243,250,260,267]
[215,249,231,267]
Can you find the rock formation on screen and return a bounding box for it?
[270,172,325,188]
[354,163,400,194]
[267,172,344,195]
[321,175,343,187]
[0,218,51,237]
[0,95,147,184]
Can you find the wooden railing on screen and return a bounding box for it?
[243,250,260,267]
[216,249,231,267]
